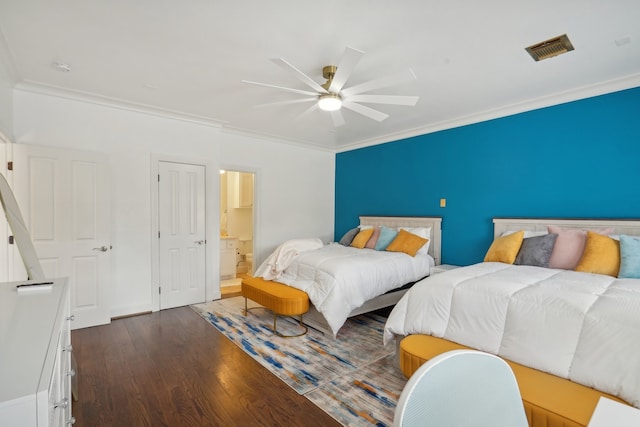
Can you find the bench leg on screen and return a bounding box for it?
[273,312,308,338]
[242,297,308,337]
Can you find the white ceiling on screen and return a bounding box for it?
[1,1,639,152]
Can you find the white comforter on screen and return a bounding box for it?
[384,262,640,407]
[254,238,324,280]
[273,242,434,336]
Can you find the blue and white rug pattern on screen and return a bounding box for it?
[192,297,407,426]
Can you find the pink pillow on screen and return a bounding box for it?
[365,226,381,249]
[547,226,613,269]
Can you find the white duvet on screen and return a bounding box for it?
[273,242,434,337]
[384,262,640,407]
[254,238,324,280]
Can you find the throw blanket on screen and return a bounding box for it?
[384,262,640,407]
[254,238,324,280]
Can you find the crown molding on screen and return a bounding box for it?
[220,124,336,153]
[336,72,640,153]
[9,71,640,154]
[14,81,226,128]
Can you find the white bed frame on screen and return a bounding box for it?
[493,217,640,239]
[302,216,442,337]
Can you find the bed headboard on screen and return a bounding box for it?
[359,216,442,265]
[493,218,640,239]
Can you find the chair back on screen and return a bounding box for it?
[394,349,528,427]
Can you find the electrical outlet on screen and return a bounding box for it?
[440,198,446,208]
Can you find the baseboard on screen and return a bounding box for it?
[110,303,153,319]
[111,310,152,320]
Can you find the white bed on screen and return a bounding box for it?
[384,217,640,408]
[259,216,442,337]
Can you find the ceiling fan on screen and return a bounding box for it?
[242,47,419,127]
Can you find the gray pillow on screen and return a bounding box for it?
[514,233,558,267]
[338,227,360,246]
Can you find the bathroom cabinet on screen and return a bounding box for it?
[233,172,253,208]
[220,237,238,279]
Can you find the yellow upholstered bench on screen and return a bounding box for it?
[399,334,630,427]
[240,276,309,337]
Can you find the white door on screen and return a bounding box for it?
[158,161,206,309]
[12,144,111,329]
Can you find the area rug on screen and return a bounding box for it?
[191,297,408,426]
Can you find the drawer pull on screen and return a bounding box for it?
[67,416,76,425]
[54,398,69,409]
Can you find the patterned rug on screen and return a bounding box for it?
[191,297,408,427]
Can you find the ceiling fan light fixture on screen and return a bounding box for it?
[318,94,342,111]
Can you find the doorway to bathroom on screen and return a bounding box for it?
[220,170,254,293]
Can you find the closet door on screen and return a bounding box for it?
[158,161,206,309]
[11,144,111,329]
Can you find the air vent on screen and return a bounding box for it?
[526,34,574,61]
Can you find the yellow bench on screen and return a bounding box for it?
[240,276,309,337]
[399,334,630,427]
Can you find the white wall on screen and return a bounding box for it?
[0,48,12,282]
[12,89,335,317]
[0,41,14,140]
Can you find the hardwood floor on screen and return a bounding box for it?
[71,303,342,427]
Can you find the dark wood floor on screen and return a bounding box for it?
[71,303,342,427]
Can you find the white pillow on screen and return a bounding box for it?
[400,227,432,256]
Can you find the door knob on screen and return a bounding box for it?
[195,240,205,245]
[93,245,109,252]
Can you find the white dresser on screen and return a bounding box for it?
[0,278,75,426]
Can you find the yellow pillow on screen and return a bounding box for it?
[575,231,620,276]
[386,229,429,257]
[484,231,524,264]
[351,227,375,249]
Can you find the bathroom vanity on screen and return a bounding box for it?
[220,236,238,279]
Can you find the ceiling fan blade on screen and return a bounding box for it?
[340,69,417,97]
[330,110,346,127]
[328,46,364,93]
[254,98,317,108]
[296,103,319,120]
[270,58,328,94]
[242,80,318,96]
[342,101,389,122]
[346,94,419,106]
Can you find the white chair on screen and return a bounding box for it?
[394,349,528,427]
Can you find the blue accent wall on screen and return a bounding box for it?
[335,86,640,266]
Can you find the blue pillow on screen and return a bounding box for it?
[375,226,399,251]
[618,235,640,278]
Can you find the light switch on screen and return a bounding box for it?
[440,198,446,208]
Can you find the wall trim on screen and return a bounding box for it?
[13,70,640,155]
[336,72,640,153]
[110,304,154,319]
[15,81,225,128]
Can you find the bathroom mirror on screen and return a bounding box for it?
[0,172,44,280]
